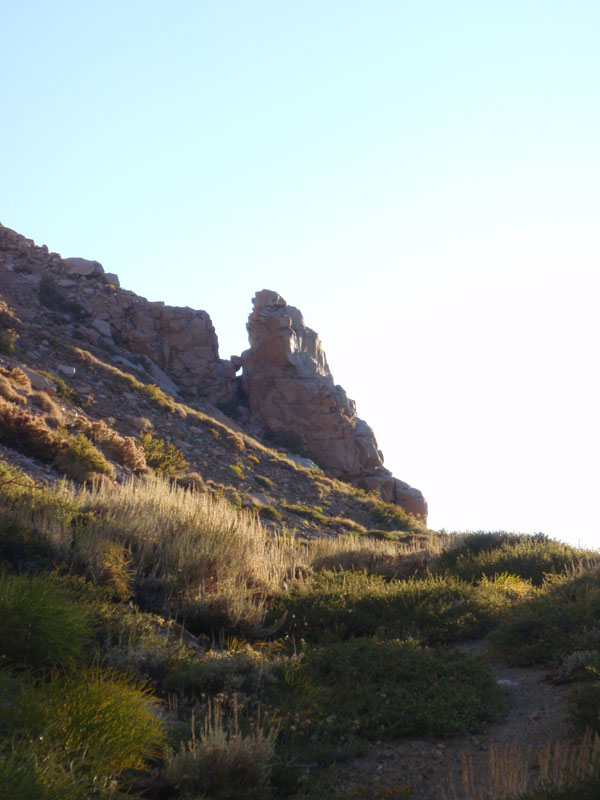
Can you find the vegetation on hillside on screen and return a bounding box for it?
[0,453,599,799]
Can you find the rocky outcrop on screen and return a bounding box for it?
[241,290,427,519]
[0,222,235,404]
[0,223,426,519]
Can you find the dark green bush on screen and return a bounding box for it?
[0,512,56,570]
[255,474,275,490]
[569,681,600,735]
[258,505,282,521]
[271,638,503,741]
[264,429,310,458]
[54,430,115,482]
[38,276,86,318]
[0,573,92,668]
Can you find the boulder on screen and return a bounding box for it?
[102,272,120,287]
[21,367,56,393]
[91,318,113,338]
[393,479,428,519]
[63,257,104,277]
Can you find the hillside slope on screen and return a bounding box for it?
[0,220,428,539]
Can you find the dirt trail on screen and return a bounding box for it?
[331,643,574,800]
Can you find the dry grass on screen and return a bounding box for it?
[81,418,147,472]
[443,733,600,799]
[30,390,65,426]
[0,396,56,459]
[164,698,277,798]
[0,373,27,404]
[302,533,441,577]
[0,463,436,631]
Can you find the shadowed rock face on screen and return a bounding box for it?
[241,290,427,519]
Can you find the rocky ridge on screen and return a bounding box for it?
[0,221,426,519]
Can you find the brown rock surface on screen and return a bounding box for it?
[0,222,235,404]
[241,290,427,518]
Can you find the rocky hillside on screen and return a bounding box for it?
[0,221,427,537]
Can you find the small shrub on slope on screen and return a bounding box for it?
[138,431,188,476]
[54,429,115,482]
[362,495,427,532]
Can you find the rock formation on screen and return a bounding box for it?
[241,290,427,518]
[0,222,426,519]
[0,222,235,403]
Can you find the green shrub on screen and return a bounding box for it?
[138,432,188,476]
[489,569,600,665]
[229,461,245,480]
[269,570,511,644]
[38,370,88,409]
[258,505,283,522]
[0,311,19,354]
[282,502,329,525]
[38,276,86,318]
[0,512,56,570]
[54,430,116,482]
[441,534,593,585]
[1,666,164,790]
[255,474,275,490]
[264,428,309,457]
[569,681,600,736]
[271,638,503,742]
[37,667,165,775]
[165,648,268,698]
[0,573,91,668]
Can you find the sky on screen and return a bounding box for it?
[2,1,599,546]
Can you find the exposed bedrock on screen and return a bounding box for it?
[241,290,427,519]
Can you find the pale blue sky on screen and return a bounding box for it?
[3,2,599,544]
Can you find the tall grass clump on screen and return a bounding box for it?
[0,666,165,795]
[0,573,91,668]
[164,699,277,799]
[444,734,600,800]
[73,476,289,630]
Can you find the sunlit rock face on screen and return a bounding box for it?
[241,290,427,519]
